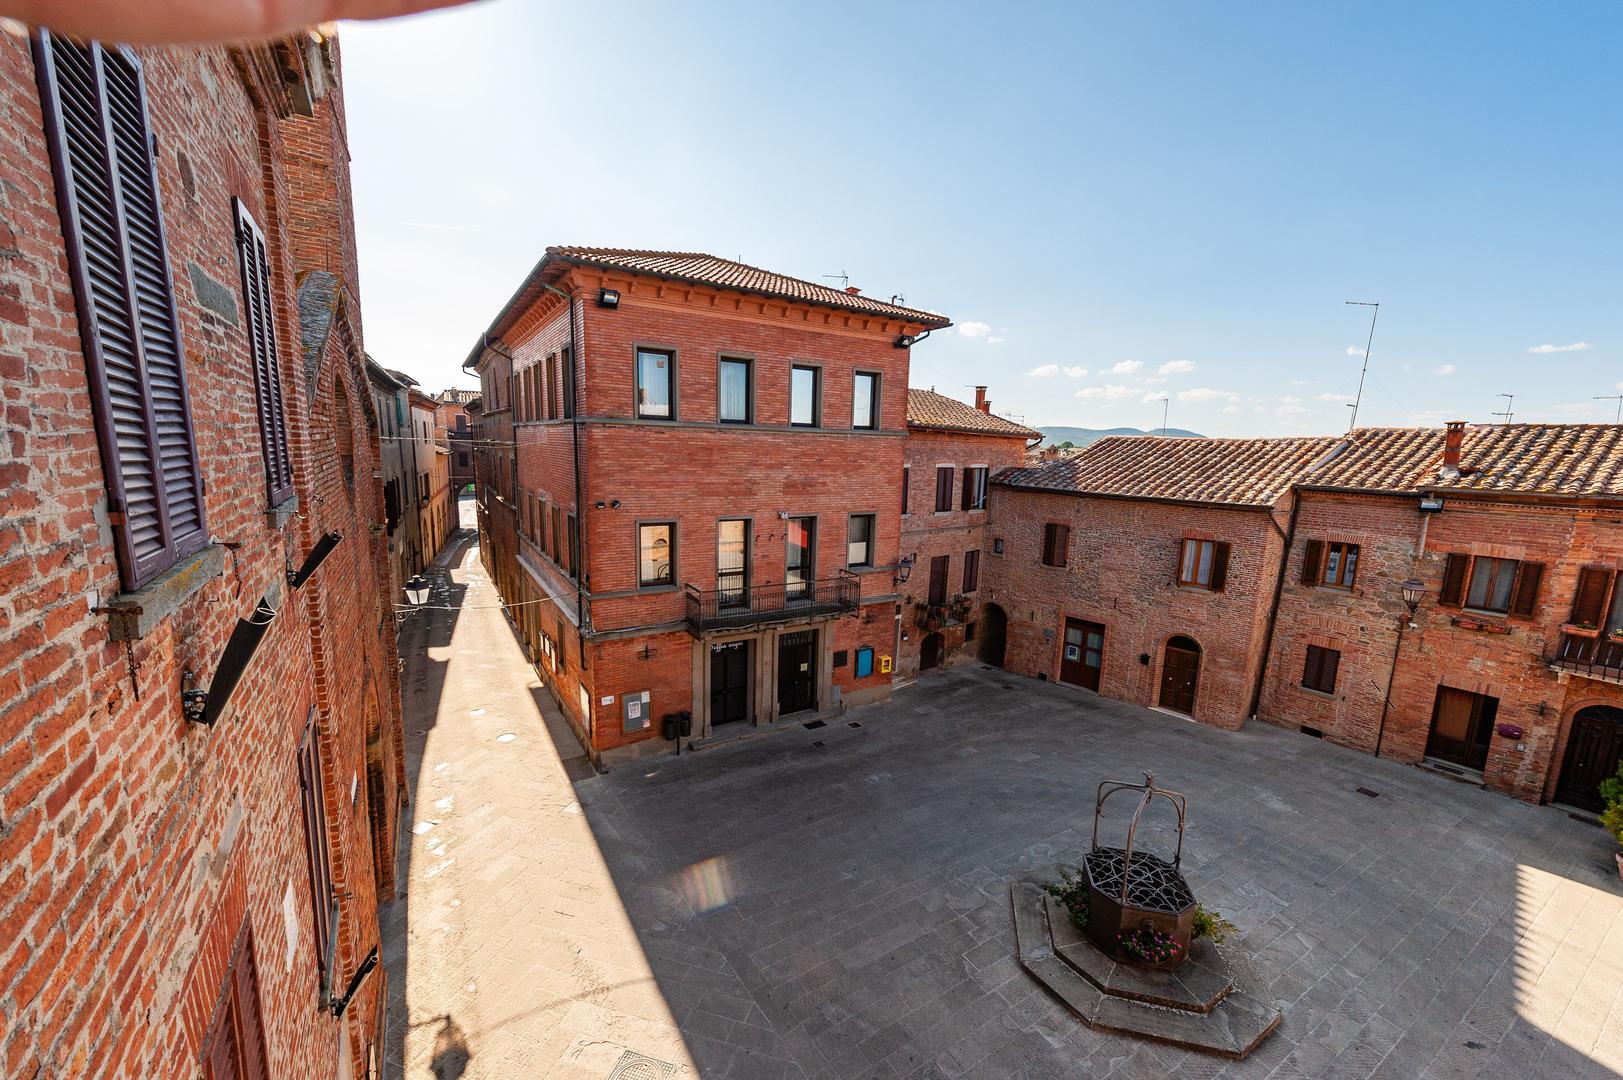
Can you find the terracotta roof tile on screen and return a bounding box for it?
[906,388,1041,439]
[998,435,1341,507]
[1308,424,1623,497]
[547,247,951,327]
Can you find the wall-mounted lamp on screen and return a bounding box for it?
[894,333,916,349]
[1400,578,1424,614]
[893,552,916,587]
[404,576,431,606]
[597,288,620,309]
[1418,497,1444,513]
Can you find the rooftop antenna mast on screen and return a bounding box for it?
[1155,395,1169,436]
[1492,393,1515,425]
[1345,301,1379,432]
[821,270,850,289]
[1594,393,1623,425]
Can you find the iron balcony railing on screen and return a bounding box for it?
[684,570,860,634]
[1549,633,1623,685]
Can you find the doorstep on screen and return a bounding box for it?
[687,706,846,753]
[1417,758,1487,787]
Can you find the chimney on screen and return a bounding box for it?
[844,285,861,295]
[1440,420,1466,479]
[974,385,989,413]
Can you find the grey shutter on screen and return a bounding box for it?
[234,199,294,505]
[37,35,205,589]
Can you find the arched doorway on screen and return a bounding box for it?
[1159,636,1201,715]
[920,632,945,672]
[979,604,1008,668]
[1555,705,1623,812]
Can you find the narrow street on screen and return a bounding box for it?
[382,495,694,1079]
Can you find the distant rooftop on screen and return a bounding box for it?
[906,388,1041,440]
[438,388,480,405]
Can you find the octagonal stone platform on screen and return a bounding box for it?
[1011,878,1282,1060]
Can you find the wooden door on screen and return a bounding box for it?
[1554,706,1623,812]
[1426,687,1497,770]
[1159,637,1200,714]
[709,641,750,726]
[776,630,817,715]
[1060,619,1104,690]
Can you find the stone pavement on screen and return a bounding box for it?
[385,511,1623,1078]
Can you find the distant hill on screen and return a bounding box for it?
[1040,426,1203,449]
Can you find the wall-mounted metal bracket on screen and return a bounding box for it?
[288,531,344,590]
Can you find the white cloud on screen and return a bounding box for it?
[1178,387,1241,403]
[1141,392,1169,404]
[1316,392,1348,402]
[1275,404,1309,417]
[1221,404,1241,415]
[1550,402,1598,416]
[987,335,1005,345]
[1345,347,1364,357]
[1433,363,1457,375]
[1075,385,1136,400]
[1527,341,1593,354]
[958,321,993,339]
[1109,360,1143,375]
[1157,360,1196,375]
[1140,376,1167,385]
[1029,364,1060,377]
[1062,366,1088,378]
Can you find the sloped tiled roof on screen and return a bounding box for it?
[907,388,1041,439]
[545,247,951,327]
[1307,424,1623,497]
[998,435,1341,508]
[438,388,480,405]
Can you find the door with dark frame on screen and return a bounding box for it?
[1425,686,1497,771]
[709,640,751,726]
[1554,705,1623,812]
[1059,619,1104,691]
[776,630,817,715]
[1159,636,1201,714]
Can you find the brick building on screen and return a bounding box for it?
[409,389,452,565]
[435,388,476,493]
[367,359,418,598]
[468,247,948,765]
[468,345,518,606]
[987,436,1338,729]
[898,387,1038,679]
[0,27,401,1079]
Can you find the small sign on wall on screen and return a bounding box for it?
[879,654,893,674]
[623,690,651,733]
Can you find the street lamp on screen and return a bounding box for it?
[1400,578,1424,622]
[893,553,916,588]
[1375,577,1428,758]
[403,576,431,607]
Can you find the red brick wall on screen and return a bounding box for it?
[982,487,1285,730]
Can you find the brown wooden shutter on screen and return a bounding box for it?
[935,466,953,512]
[1301,646,1322,690]
[1301,539,1324,586]
[961,467,972,510]
[1055,524,1070,567]
[1041,524,1054,566]
[901,467,909,514]
[1439,553,1469,607]
[37,34,206,589]
[1210,542,1231,592]
[1321,647,1339,692]
[1568,566,1613,626]
[231,933,270,1080]
[1508,561,1543,619]
[297,715,334,990]
[233,199,294,505]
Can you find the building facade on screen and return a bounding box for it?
[408,390,452,567]
[367,359,417,598]
[0,27,401,1079]
[436,388,476,493]
[468,248,948,765]
[898,387,1038,679]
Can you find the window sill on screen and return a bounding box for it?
[265,493,299,529]
[637,583,679,594]
[1297,686,1338,701]
[103,544,227,642]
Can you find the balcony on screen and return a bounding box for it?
[1549,633,1623,685]
[684,571,860,636]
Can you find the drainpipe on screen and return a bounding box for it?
[1247,487,1301,719]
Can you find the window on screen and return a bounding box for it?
[233,200,294,506]
[551,506,563,567]
[537,497,548,554]
[847,514,875,568]
[934,466,954,512]
[718,519,749,607]
[456,414,467,431]
[928,554,950,604]
[961,467,989,511]
[636,348,673,419]
[719,357,751,423]
[546,353,559,419]
[1301,539,1359,589]
[561,345,575,419]
[457,451,470,468]
[786,516,816,600]
[790,365,821,426]
[963,549,980,592]
[567,513,579,578]
[1177,538,1230,591]
[202,926,269,1080]
[1441,553,1542,617]
[38,34,206,590]
[1301,645,1340,694]
[901,466,910,514]
[992,537,1004,556]
[638,523,674,587]
[1569,566,1618,630]
[852,372,878,429]
[1041,523,1070,568]
[296,714,335,994]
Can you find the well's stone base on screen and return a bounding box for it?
[1011,879,1282,1060]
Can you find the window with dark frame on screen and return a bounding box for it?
[37,33,207,591]
[1301,645,1340,694]
[847,514,875,568]
[546,353,559,419]
[901,465,910,514]
[992,537,1004,556]
[567,513,579,578]
[963,549,980,592]
[961,466,988,511]
[852,372,878,429]
[790,365,821,426]
[233,199,294,506]
[638,522,674,587]
[1177,538,1230,591]
[1041,523,1069,568]
[636,348,674,419]
[717,519,748,607]
[296,714,336,995]
[719,357,751,423]
[561,345,575,419]
[1441,553,1542,617]
[1302,539,1359,589]
[934,466,954,512]
[928,554,950,605]
[786,516,816,600]
[551,506,563,568]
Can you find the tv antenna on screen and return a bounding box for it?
[1154,395,1169,435]
[1594,393,1623,424]
[1492,393,1515,424]
[1345,301,1379,432]
[821,270,850,289]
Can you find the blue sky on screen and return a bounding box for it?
[341,1,1622,437]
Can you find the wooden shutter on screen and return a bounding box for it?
[1568,566,1613,626]
[37,34,206,589]
[230,933,269,1080]
[935,466,953,512]
[1509,561,1543,619]
[233,199,294,505]
[1439,553,1469,607]
[1210,542,1231,592]
[1301,539,1324,586]
[928,554,949,604]
[1321,648,1340,692]
[963,549,980,592]
[901,467,909,514]
[297,716,334,990]
[1301,646,1322,690]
